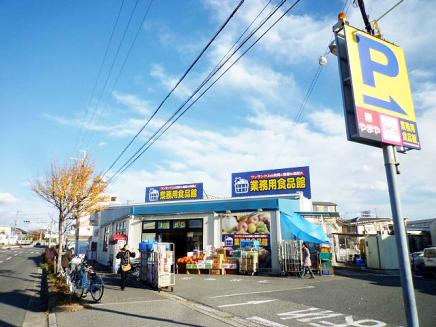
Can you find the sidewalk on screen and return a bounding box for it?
[54,272,247,327]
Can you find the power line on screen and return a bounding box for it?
[375,0,404,22]
[108,0,290,181]
[203,0,274,84]
[79,0,142,150]
[85,0,155,151]
[108,0,303,182]
[274,0,352,161]
[102,0,246,177]
[75,0,126,151]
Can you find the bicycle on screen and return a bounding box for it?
[71,260,105,302]
[58,267,73,293]
[129,258,140,281]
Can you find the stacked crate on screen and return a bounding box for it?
[319,248,334,276]
[211,254,225,275]
[239,251,258,275]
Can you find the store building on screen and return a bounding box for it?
[93,194,317,274]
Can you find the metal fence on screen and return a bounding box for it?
[278,240,303,276]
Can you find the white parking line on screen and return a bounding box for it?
[219,299,276,308]
[88,299,168,307]
[209,286,315,299]
[247,317,287,327]
[0,261,3,264]
[6,257,12,260]
[14,254,18,256]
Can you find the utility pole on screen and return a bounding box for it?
[355,0,374,35]
[48,215,54,248]
[14,210,21,244]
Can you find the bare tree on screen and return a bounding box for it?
[31,157,108,273]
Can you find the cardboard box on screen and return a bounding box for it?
[212,254,224,265]
[210,268,225,275]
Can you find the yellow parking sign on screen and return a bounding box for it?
[343,25,420,149]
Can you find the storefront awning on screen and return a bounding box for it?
[280,212,331,244]
[111,233,128,241]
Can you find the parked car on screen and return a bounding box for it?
[410,251,424,273]
[422,247,436,271]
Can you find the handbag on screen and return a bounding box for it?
[121,263,131,272]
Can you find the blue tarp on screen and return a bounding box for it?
[281,212,331,244]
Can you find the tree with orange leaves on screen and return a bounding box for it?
[31,157,108,273]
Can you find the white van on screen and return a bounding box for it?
[422,247,436,270]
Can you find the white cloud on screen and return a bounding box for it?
[107,81,436,219]
[0,192,17,204]
[150,64,192,98]
[205,0,338,66]
[50,0,436,221]
[112,91,152,115]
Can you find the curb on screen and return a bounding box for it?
[158,291,262,327]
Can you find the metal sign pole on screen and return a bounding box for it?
[383,145,419,327]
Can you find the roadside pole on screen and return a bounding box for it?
[48,216,53,248]
[383,145,419,327]
[332,3,421,324]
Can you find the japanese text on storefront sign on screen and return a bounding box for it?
[231,167,311,199]
[145,183,203,202]
[232,235,269,247]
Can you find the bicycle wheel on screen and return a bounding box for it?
[73,278,84,298]
[90,275,104,302]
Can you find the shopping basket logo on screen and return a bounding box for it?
[148,188,160,202]
[234,177,249,194]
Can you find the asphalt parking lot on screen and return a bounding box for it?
[171,269,436,327]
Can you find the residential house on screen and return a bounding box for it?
[342,217,393,235]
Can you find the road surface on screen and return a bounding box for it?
[0,247,45,327]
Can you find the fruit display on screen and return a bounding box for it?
[177,253,205,264]
[221,212,271,234]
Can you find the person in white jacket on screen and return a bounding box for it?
[301,243,315,278]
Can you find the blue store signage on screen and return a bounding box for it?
[231,167,311,199]
[145,183,203,202]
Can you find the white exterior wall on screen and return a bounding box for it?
[0,226,12,236]
[97,223,111,265]
[299,197,312,212]
[365,234,399,270]
[128,217,142,258]
[270,210,281,272]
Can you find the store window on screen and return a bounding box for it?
[188,219,202,229]
[173,221,186,229]
[142,221,156,230]
[158,221,170,229]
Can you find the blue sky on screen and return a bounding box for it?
[1,0,435,230]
